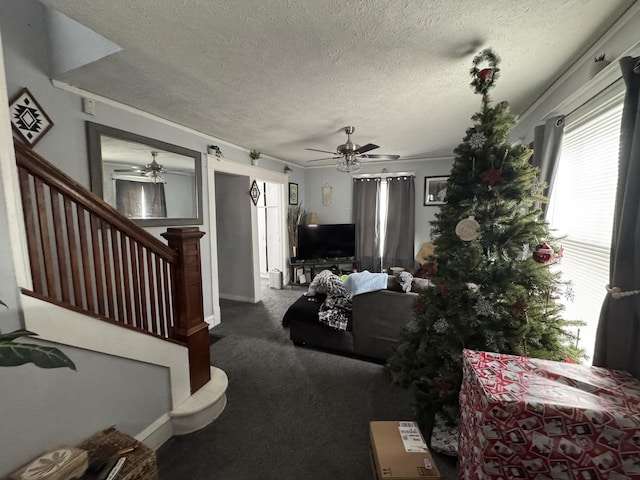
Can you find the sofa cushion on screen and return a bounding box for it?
[387,275,404,292]
[411,278,431,292]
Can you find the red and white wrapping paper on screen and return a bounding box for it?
[458,349,640,480]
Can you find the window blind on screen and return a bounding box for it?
[546,101,623,363]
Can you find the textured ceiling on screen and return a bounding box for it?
[41,0,636,166]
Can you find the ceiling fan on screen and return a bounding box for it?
[306,126,400,173]
[113,151,167,181]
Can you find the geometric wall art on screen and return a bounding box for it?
[9,88,54,146]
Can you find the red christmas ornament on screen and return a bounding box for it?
[511,297,527,317]
[533,243,554,263]
[477,68,493,81]
[420,258,438,277]
[482,167,503,185]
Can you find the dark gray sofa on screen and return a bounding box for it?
[285,287,419,361]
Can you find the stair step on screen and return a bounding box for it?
[169,366,228,435]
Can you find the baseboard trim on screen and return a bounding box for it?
[219,293,256,303]
[205,314,219,328]
[135,414,174,451]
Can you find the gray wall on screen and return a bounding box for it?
[215,172,255,300]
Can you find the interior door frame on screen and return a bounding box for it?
[207,157,288,323]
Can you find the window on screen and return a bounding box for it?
[115,180,167,218]
[353,174,415,272]
[546,100,623,363]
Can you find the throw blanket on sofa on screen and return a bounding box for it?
[343,270,389,297]
[306,270,352,331]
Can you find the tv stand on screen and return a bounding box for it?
[289,258,360,287]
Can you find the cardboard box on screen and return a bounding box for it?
[370,421,441,480]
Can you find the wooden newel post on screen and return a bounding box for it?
[162,227,211,394]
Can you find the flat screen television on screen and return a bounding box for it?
[297,223,356,260]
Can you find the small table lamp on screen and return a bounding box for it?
[307,212,320,224]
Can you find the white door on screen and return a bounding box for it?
[257,181,284,277]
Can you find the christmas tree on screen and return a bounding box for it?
[387,49,583,424]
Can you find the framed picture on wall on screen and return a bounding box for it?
[289,182,299,205]
[424,176,449,206]
[9,88,54,146]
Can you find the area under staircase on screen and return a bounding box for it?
[12,140,227,444]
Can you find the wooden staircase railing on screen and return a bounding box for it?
[14,140,210,393]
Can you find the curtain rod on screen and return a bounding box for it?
[353,171,416,179]
[565,76,624,119]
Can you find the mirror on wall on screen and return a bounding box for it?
[87,122,203,227]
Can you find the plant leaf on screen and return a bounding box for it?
[0,329,38,342]
[0,342,76,370]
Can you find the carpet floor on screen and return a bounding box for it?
[156,282,458,479]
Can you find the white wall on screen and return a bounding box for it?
[510,3,640,143]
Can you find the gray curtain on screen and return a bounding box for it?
[594,56,640,377]
[352,177,381,272]
[116,180,167,218]
[531,115,565,215]
[382,175,415,270]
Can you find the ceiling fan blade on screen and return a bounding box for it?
[305,148,339,155]
[354,143,379,154]
[114,168,143,172]
[307,156,341,162]
[360,154,401,161]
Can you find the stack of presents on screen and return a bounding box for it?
[459,349,640,479]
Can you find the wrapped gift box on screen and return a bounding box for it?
[458,349,640,479]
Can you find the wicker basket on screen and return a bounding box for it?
[78,427,158,480]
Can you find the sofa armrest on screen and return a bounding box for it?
[351,289,418,360]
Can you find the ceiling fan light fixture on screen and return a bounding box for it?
[336,159,362,173]
[145,151,165,182]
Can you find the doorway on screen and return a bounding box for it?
[207,159,289,320]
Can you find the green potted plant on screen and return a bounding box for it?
[0,298,75,369]
[590,54,610,79]
[249,149,261,166]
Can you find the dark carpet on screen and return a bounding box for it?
[156,283,458,479]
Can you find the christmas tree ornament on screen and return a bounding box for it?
[477,68,493,81]
[482,166,503,185]
[511,297,527,317]
[433,318,449,333]
[564,281,575,302]
[469,132,487,149]
[455,216,480,241]
[474,297,493,316]
[466,282,480,293]
[470,49,501,96]
[517,243,530,261]
[532,243,554,263]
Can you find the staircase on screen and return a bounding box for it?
[12,140,227,444]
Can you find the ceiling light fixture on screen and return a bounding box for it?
[336,154,362,173]
[144,151,165,182]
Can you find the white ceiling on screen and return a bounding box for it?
[41,0,636,167]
